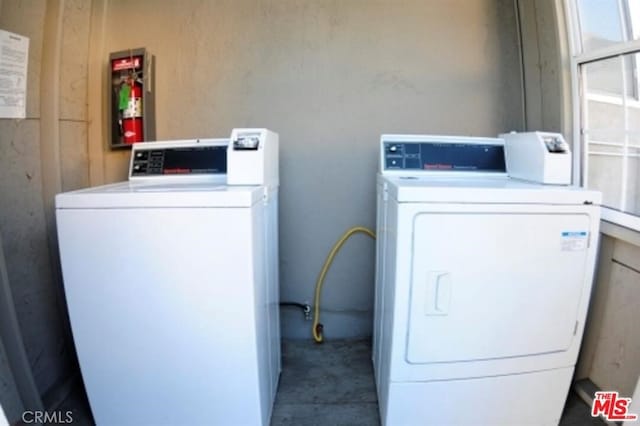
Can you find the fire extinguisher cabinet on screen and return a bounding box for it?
[109,48,155,149]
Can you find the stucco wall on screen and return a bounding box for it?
[577,233,640,398]
[0,0,91,401]
[89,0,525,339]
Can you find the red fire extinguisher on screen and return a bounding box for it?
[122,81,143,144]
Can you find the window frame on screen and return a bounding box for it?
[565,0,640,232]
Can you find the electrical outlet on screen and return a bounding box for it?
[303,301,311,321]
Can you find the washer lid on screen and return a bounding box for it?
[55,181,265,209]
[382,175,602,205]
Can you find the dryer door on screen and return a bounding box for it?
[406,209,591,364]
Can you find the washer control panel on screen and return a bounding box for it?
[129,139,228,179]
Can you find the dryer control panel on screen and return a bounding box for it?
[381,135,506,175]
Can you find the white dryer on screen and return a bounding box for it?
[56,129,280,426]
[373,134,601,425]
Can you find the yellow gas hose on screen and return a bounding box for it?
[312,226,376,343]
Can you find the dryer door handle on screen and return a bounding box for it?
[425,271,451,316]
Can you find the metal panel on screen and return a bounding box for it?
[385,367,573,425]
[407,211,590,363]
[57,205,276,425]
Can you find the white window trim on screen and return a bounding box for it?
[586,91,640,109]
[574,30,640,63]
[602,207,640,234]
[566,0,640,233]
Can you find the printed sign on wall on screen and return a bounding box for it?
[0,30,29,119]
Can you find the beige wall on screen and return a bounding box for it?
[0,2,528,411]
[517,0,567,134]
[89,0,525,338]
[577,231,640,397]
[0,336,22,426]
[1,0,639,413]
[0,0,91,405]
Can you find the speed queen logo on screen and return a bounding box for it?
[591,391,638,421]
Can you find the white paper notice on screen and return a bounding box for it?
[0,30,29,119]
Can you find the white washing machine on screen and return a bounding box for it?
[56,129,281,426]
[373,134,601,425]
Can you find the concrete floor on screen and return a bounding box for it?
[271,339,603,426]
[272,339,379,425]
[57,339,603,425]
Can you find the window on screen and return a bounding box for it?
[568,0,640,229]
